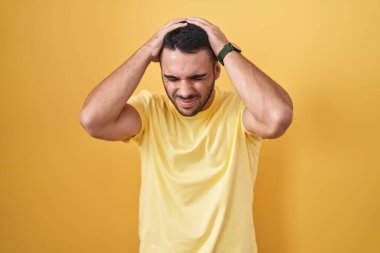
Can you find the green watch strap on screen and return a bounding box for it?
[217,42,242,66]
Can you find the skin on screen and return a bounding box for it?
[80,19,187,141]
[186,17,293,138]
[160,48,220,117]
[80,17,293,140]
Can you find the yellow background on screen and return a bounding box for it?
[1,0,379,252]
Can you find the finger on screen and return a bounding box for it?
[164,18,187,28]
[186,16,209,23]
[159,19,187,35]
[186,18,212,32]
[162,22,187,34]
[186,17,213,27]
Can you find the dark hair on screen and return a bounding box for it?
[160,23,216,61]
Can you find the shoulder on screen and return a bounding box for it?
[216,86,243,110]
[129,90,152,106]
[129,90,167,109]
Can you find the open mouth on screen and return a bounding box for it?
[176,97,199,109]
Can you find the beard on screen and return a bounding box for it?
[164,80,215,117]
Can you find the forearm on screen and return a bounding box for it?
[80,46,152,129]
[224,52,293,126]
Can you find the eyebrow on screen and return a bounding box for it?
[190,73,207,79]
[163,73,207,79]
[163,74,179,79]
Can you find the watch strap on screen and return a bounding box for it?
[217,42,241,66]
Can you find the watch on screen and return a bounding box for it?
[217,42,242,66]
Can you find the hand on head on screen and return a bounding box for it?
[185,17,229,56]
[145,18,188,62]
[145,17,229,62]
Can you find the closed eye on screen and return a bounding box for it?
[191,76,205,81]
[163,73,207,81]
[190,74,207,81]
[163,75,180,81]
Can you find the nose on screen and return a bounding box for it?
[177,80,195,98]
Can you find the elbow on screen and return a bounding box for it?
[80,109,102,138]
[265,106,293,139]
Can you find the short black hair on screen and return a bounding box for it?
[160,23,216,61]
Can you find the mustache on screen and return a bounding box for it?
[176,94,199,100]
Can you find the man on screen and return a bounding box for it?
[80,17,293,253]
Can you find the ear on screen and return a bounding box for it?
[214,62,221,80]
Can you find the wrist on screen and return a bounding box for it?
[217,42,242,66]
[139,43,157,63]
[214,40,229,56]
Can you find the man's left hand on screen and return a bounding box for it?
[186,17,229,57]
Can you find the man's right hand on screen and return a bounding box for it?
[144,18,188,62]
[80,18,188,141]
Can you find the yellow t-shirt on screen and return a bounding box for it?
[124,86,263,253]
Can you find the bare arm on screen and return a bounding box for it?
[224,53,293,139]
[187,17,293,139]
[80,19,187,141]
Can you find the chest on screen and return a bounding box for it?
[145,111,239,170]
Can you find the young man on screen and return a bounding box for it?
[80,17,293,253]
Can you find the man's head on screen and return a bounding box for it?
[159,23,220,117]
[160,23,217,63]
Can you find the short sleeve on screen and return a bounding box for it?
[121,90,152,144]
[238,103,266,144]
